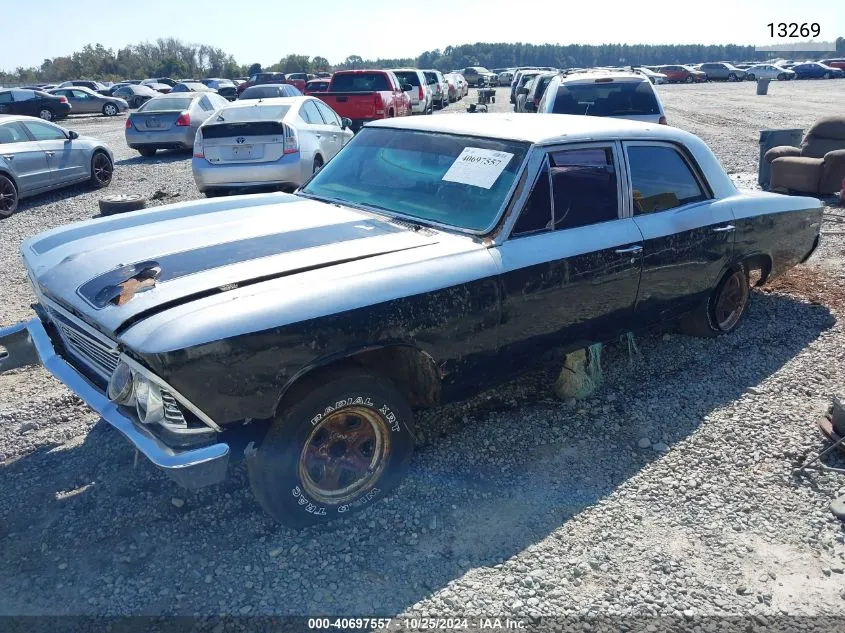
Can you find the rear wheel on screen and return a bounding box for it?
[777,73,787,81]
[89,151,113,188]
[137,147,157,157]
[38,108,54,121]
[680,264,750,337]
[728,73,737,81]
[247,368,415,527]
[747,73,756,81]
[0,175,18,219]
[102,103,118,116]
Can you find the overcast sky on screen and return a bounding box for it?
[1,0,841,70]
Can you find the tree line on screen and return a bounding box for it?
[3,37,843,85]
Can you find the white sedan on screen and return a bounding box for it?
[744,64,796,81]
[191,96,353,197]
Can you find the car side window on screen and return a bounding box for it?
[72,90,89,99]
[627,145,707,214]
[12,90,35,102]
[550,147,619,230]
[301,100,324,125]
[511,160,552,237]
[0,92,12,104]
[198,96,213,111]
[22,121,66,141]
[0,122,30,143]
[314,100,340,126]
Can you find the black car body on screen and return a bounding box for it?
[0,89,72,121]
[1,114,823,527]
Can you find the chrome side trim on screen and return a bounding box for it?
[0,318,229,487]
[119,354,224,433]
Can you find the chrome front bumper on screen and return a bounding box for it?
[0,318,230,488]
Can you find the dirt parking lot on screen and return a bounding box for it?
[1,80,845,625]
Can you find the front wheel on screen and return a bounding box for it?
[747,73,756,81]
[680,264,750,337]
[247,369,415,527]
[89,151,113,188]
[0,174,18,218]
[824,72,831,79]
[777,73,786,81]
[102,103,118,116]
[685,75,694,83]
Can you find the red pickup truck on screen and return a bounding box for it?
[315,70,411,132]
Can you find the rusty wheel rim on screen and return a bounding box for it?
[298,406,391,504]
[715,270,748,331]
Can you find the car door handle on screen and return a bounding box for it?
[712,224,735,233]
[45,151,55,157]
[2,154,13,161]
[614,245,643,254]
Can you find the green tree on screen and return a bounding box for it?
[247,62,262,76]
[344,55,363,69]
[311,56,330,72]
[281,54,311,73]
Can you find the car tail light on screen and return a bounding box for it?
[193,130,204,158]
[283,124,299,155]
[125,118,132,129]
[374,93,384,116]
[658,115,667,125]
[418,85,424,101]
[175,111,191,126]
[57,96,69,104]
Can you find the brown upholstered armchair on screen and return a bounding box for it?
[764,117,845,195]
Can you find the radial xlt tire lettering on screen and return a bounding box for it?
[247,369,415,527]
[680,263,751,337]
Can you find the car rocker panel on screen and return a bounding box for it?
[0,114,822,527]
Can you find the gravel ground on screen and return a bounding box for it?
[1,81,845,627]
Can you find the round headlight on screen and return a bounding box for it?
[134,374,164,425]
[107,362,135,405]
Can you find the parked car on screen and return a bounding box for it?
[112,84,159,109]
[47,87,128,117]
[390,69,433,115]
[172,82,217,93]
[0,89,71,121]
[422,70,448,109]
[522,72,557,113]
[144,83,173,94]
[445,73,468,100]
[537,72,667,124]
[285,73,311,92]
[237,72,288,96]
[240,84,303,100]
[141,77,177,88]
[56,80,109,95]
[631,66,668,84]
[462,66,495,87]
[315,69,411,132]
[656,65,707,83]
[0,114,113,217]
[698,62,747,81]
[125,92,230,156]
[510,68,540,103]
[442,73,459,102]
[744,64,796,81]
[792,62,843,79]
[315,72,332,79]
[1,113,823,525]
[820,59,845,71]
[192,96,353,196]
[498,70,515,86]
[304,79,330,95]
[202,79,238,100]
[513,71,543,112]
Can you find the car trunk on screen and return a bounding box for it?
[319,94,381,120]
[201,121,286,164]
[130,110,184,132]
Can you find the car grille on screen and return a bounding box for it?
[52,313,120,380]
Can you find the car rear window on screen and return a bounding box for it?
[139,97,194,112]
[212,105,290,122]
[240,86,288,99]
[552,81,659,116]
[393,72,421,86]
[202,120,286,139]
[329,73,389,91]
[305,81,328,92]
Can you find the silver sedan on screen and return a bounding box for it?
[47,86,128,116]
[125,92,230,157]
[0,114,113,218]
[192,96,353,196]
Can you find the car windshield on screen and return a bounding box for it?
[301,127,529,232]
[552,81,659,116]
[140,97,194,112]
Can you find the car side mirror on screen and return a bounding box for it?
[518,87,529,95]
[67,130,79,140]
[341,117,352,130]
[401,83,413,92]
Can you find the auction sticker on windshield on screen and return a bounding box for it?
[442,147,514,189]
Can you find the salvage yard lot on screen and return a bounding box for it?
[1,80,844,620]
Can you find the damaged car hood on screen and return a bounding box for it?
[21,193,456,336]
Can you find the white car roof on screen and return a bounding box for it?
[561,71,647,84]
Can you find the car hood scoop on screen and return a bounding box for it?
[21,194,443,335]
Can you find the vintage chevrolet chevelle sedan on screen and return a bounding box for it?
[0,114,822,526]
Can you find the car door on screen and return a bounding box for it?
[623,142,735,325]
[21,119,87,184]
[493,143,644,364]
[0,91,13,115]
[298,100,333,176]
[313,100,347,156]
[9,90,38,117]
[0,120,52,195]
[68,89,96,114]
